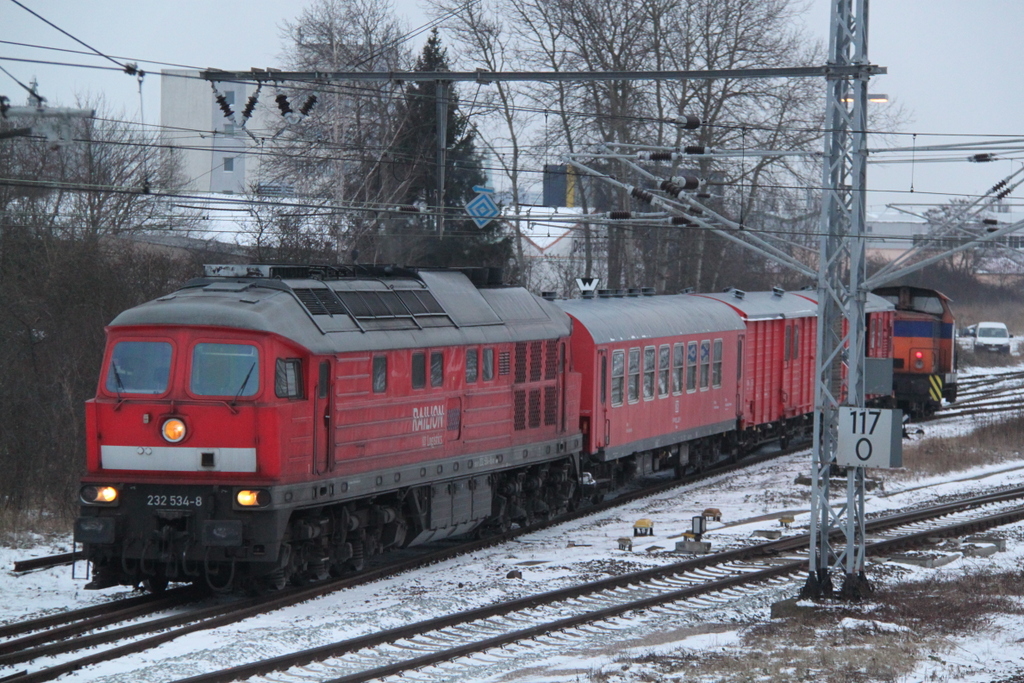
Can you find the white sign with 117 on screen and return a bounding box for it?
[836,407,903,469]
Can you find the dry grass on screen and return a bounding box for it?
[949,301,1024,336]
[893,412,1024,479]
[591,567,1024,682]
[0,507,71,547]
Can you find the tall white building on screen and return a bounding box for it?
[160,70,269,194]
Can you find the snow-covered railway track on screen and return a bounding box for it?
[168,485,1024,683]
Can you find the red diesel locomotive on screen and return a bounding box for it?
[75,265,913,592]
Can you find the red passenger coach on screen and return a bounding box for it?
[76,265,583,592]
[557,292,745,477]
[695,289,818,447]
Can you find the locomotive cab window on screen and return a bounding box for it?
[275,359,303,399]
[106,341,172,395]
[191,343,259,397]
[372,355,387,394]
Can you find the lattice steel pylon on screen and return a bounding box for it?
[802,0,879,601]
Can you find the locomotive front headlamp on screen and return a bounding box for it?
[236,489,270,507]
[162,418,187,443]
[81,485,119,505]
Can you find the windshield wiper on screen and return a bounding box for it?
[111,364,126,409]
[231,362,256,406]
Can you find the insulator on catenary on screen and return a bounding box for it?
[630,186,654,203]
[637,151,676,161]
[969,153,996,162]
[215,94,234,119]
[983,218,999,225]
[684,145,708,155]
[689,208,704,216]
[998,186,1013,199]
[276,94,292,115]
[659,175,700,198]
[241,93,259,120]
[671,216,694,226]
[672,114,701,129]
[299,95,317,116]
[609,210,632,219]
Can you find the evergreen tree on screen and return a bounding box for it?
[392,30,511,270]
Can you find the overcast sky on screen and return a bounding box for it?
[2,0,1022,216]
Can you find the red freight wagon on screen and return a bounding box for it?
[557,293,745,476]
[793,290,896,404]
[695,289,818,447]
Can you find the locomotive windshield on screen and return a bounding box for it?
[106,341,172,394]
[190,343,260,397]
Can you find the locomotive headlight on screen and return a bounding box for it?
[161,418,187,443]
[81,485,119,505]
[236,489,270,507]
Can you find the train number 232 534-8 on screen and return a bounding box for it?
[146,494,202,507]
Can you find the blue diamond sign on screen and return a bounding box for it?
[466,186,500,228]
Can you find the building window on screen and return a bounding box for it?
[223,91,235,105]
[628,348,640,403]
[712,339,723,388]
[466,348,478,384]
[275,359,303,399]
[223,123,235,136]
[686,341,698,392]
[611,349,624,406]
[643,346,656,400]
[372,355,387,394]
[223,157,235,172]
[430,351,443,387]
[700,340,711,390]
[412,352,426,389]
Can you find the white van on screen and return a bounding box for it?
[974,321,1012,353]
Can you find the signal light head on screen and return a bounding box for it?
[162,418,187,443]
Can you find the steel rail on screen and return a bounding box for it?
[170,485,1024,683]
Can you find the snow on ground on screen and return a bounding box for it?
[5,372,1024,681]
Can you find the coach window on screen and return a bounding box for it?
[628,348,641,403]
[412,352,426,389]
[643,346,656,400]
[191,343,259,397]
[700,340,711,390]
[372,355,387,394]
[466,348,479,384]
[712,339,723,388]
[658,345,670,398]
[611,350,624,406]
[737,338,744,380]
[275,359,303,399]
[672,343,684,394]
[686,341,698,392]
[483,348,494,381]
[430,351,444,388]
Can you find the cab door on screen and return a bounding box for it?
[314,360,332,474]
